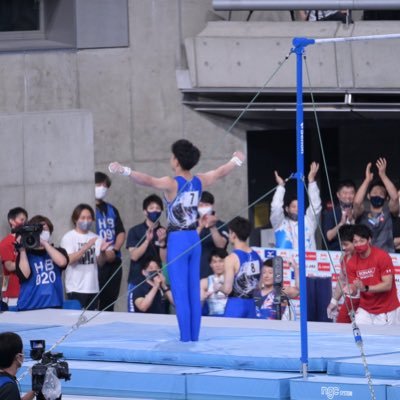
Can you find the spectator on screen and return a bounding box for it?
[200,248,228,316]
[219,216,262,318]
[363,10,400,21]
[15,215,68,311]
[271,162,321,250]
[327,224,360,323]
[197,191,228,279]
[60,204,112,310]
[0,207,28,307]
[109,139,244,342]
[95,171,126,311]
[299,9,349,22]
[0,332,35,400]
[322,180,356,251]
[126,194,167,312]
[132,257,173,314]
[345,224,400,325]
[254,258,299,320]
[353,158,399,253]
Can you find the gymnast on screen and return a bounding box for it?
[109,139,244,341]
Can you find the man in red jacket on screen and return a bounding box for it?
[0,207,28,307]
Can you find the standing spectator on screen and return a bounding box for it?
[345,224,400,325]
[254,258,299,320]
[219,216,262,318]
[60,204,111,310]
[271,162,321,250]
[15,215,68,311]
[95,171,126,311]
[197,191,228,279]
[322,180,356,251]
[0,207,28,307]
[0,332,36,400]
[353,158,399,253]
[327,225,360,323]
[200,248,228,316]
[109,139,245,341]
[126,194,167,312]
[132,257,173,314]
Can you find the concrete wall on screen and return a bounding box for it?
[0,0,248,311]
[185,20,400,89]
[0,110,94,241]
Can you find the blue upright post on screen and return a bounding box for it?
[292,37,315,378]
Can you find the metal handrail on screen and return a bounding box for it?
[213,0,400,10]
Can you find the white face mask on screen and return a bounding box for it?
[95,186,108,200]
[198,206,213,217]
[40,231,51,243]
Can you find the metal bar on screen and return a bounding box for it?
[213,0,400,11]
[293,40,309,378]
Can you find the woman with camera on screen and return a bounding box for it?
[15,215,69,311]
[60,204,112,310]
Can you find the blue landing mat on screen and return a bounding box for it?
[290,375,400,400]
[388,384,400,400]
[0,323,60,332]
[12,322,400,373]
[18,361,302,400]
[328,353,400,379]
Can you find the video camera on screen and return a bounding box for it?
[30,340,71,399]
[12,224,43,249]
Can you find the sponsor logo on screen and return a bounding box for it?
[318,262,331,272]
[321,386,353,399]
[317,251,329,261]
[264,249,276,259]
[306,251,317,260]
[357,268,375,279]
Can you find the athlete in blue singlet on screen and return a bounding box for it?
[218,216,261,318]
[109,139,245,341]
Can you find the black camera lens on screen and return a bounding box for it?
[25,235,36,247]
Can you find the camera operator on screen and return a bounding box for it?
[0,332,36,400]
[15,216,69,311]
[0,207,28,307]
[254,258,299,320]
[132,257,173,314]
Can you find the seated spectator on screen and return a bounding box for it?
[60,204,112,310]
[299,9,349,22]
[322,180,356,251]
[0,207,28,307]
[353,158,399,253]
[126,194,167,312]
[345,224,400,325]
[132,257,173,314]
[15,215,69,311]
[271,162,321,250]
[219,217,262,318]
[327,225,360,323]
[200,248,228,316]
[197,191,228,279]
[254,258,299,320]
